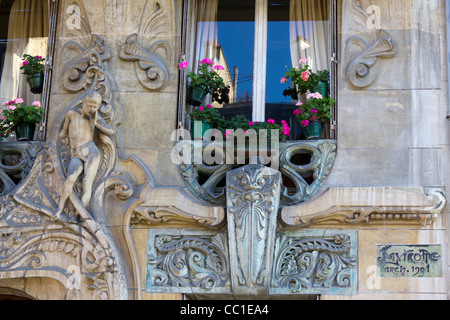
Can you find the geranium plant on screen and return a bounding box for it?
[20,54,45,76]
[223,116,291,141]
[293,92,334,128]
[190,104,226,127]
[282,58,314,98]
[179,59,230,104]
[0,99,44,138]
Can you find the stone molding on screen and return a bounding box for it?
[281,187,446,228]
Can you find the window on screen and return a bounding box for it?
[181,0,337,140]
[0,0,58,140]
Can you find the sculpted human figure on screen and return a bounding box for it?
[55,91,114,219]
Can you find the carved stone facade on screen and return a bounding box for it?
[0,0,448,301]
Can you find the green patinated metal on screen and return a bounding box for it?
[175,140,337,206]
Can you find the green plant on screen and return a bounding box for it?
[179,59,230,104]
[281,58,314,98]
[190,104,226,126]
[223,117,291,141]
[20,54,45,76]
[0,99,44,138]
[294,92,334,128]
[310,69,329,84]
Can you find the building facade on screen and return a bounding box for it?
[0,0,448,300]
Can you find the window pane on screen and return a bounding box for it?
[194,0,255,119]
[266,0,330,140]
[0,0,49,104]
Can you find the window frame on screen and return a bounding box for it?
[178,0,338,139]
[39,0,60,141]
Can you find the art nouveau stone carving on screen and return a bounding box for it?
[227,165,281,295]
[146,231,230,293]
[282,188,446,228]
[175,141,337,207]
[55,91,115,219]
[119,0,172,91]
[0,142,44,197]
[271,230,358,295]
[344,0,397,89]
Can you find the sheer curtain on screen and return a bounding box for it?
[0,0,49,104]
[194,0,219,69]
[289,0,329,72]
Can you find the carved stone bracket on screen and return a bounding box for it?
[227,165,281,295]
[345,0,397,89]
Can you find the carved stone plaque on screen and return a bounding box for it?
[271,230,358,296]
[377,245,443,278]
[146,229,231,294]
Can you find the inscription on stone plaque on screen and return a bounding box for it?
[377,245,442,278]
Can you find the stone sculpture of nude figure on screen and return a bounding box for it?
[55,91,114,219]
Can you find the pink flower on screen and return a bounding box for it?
[307,92,323,100]
[293,109,301,115]
[178,61,189,70]
[296,101,303,107]
[0,115,5,121]
[15,98,24,104]
[224,129,233,139]
[206,104,212,108]
[200,58,214,66]
[281,120,287,125]
[267,119,276,124]
[301,120,310,127]
[248,121,255,126]
[311,116,317,122]
[198,106,204,111]
[301,70,311,82]
[36,55,43,60]
[7,105,16,111]
[280,77,287,84]
[299,58,308,65]
[311,109,319,114]
[32,101,41,107]
[214,65,224,71]
[22,61,29,66]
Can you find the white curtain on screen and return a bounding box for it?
[0,0,49,104]
[194,0,219,69]
[289,0,329,72]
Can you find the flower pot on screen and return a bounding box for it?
[302,121,323,140]
[313,81,329,97]
[26,73,44,94]
[188,86,209,106]
[15,121,36,141]
[191,119,213,140]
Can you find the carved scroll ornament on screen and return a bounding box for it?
[345,0,397,89]
[119,0,171,91]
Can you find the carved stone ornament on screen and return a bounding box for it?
[271,230,358,295]
[0,142,44,197]
[345,0,397,89]
[146,230,230,294]
[144,166,358,297]
[119,0,171,91]
[0,0,154,300]
[282,188,447,228]
[227,165,281,295]
[175,140,337,207]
